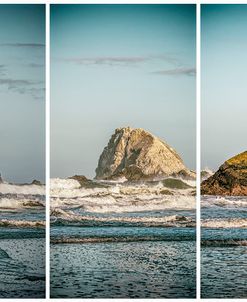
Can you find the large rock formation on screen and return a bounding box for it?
[201,151,247,196]
[95,127,193,181]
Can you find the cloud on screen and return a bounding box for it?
[0,43,45,49]
[0,78,44,99]
[0,42,45,100]
[151,67,196,77]
[60,54,180,67]
[0,78,32,89]
[26,87,45,100]
[62,56,149,66]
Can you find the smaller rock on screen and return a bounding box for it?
[68,175,107,189]
[160,189,173,195]
[162,178,192,189]
[31,179,43,186]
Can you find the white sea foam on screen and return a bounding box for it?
[50,177,194,196]
[49,177,196,216]
[0,198,22,209]
[0,196,45,209]
[201,218,247,228]
[98,176,127,184]
[0,183,45,195]
[0,219,45,228]
[201,196,247,208]
[50,178,106,198]
[177,177,196,187]
[0,182,45,209]
[51,195,195,213]
[51,208,194,227]
[87,195,193,213]
[201,167,214,178]
[50,178,80,190]
[50,177,195,213]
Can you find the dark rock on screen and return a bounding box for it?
[201,151,247,196]
[31,179,43,186]
[68,175,107,188]
[162,178,192,189]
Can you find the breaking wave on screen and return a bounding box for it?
[51,208,195,227]
[50,178,195,214]
[0,197,44,209]
[0,183,45,195]
[50,177,195,196]
[201,195,247,209]
[0,184,45,230]
[201,167,214,180]
[0,183,45,210]
[0,219,45,228]
[51,195,195,213]
[50,178,81,191]
[201,218,247,228]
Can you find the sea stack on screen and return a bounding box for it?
[201,151,247,196]
[95,127,193,181]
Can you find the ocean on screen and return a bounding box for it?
[201,195,247,298]
[0,182,45,298]
[50,177,196,298]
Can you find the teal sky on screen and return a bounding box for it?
[0,5,45,183]
[51,4,196,179]
[202,4,247,170]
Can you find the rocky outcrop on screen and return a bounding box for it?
[31,180,43,186]
[95,127,194,181]
[201,151,247,196]
[69,175,107,188]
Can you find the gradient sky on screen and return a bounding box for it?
[51,4,196,179]
[202,5,247,170]
[0,5,45,183]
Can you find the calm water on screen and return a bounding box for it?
[0,237,45,298]
[201,196,247,298]
[50,214,196,299]
[51,237,196,298]
[0,200,45,298]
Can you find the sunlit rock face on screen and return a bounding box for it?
[95,127,193,181]
[201,151,247,196]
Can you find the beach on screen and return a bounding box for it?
[50,177,196,298]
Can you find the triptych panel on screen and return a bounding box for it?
[0,3,246,299]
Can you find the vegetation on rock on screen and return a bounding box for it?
[201,151,247,196]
